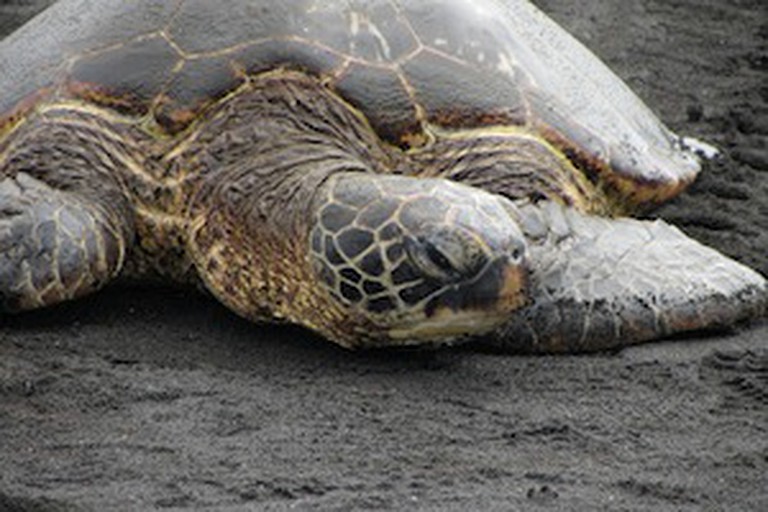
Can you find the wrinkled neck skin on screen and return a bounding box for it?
[176,74,394,340]
[486,201,767,353]
[181,75,393,237]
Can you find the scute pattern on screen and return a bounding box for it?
[157,56,242,132]
[401,48,526,128]
[69,36,181,116]
[334,63,420,147]
[1,0,701,187]
[234,40,344,78]
[0,0,179,121]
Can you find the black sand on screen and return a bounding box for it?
[1,1,767,510]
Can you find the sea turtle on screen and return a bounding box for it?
[0,0,765,352]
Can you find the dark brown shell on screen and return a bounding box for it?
[0,0,700,191]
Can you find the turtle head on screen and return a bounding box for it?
[309,174,529,347]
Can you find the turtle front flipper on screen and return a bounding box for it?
[0,111,134,312]
[485,202,767,353]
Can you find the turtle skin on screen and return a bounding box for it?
[0,0,765,351]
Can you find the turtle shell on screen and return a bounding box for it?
[0,0,700,193]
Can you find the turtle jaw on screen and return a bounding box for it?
[386,257,530,344]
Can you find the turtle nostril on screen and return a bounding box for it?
[509,244,525,263]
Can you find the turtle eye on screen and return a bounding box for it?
[406,227,486,283]
[425,241,455,275]
[405,235,456,282]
